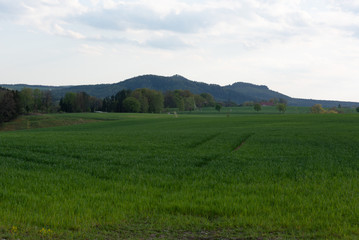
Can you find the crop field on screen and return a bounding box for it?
[1,113,359,239]
[179,106,356,114]
[180,106,313,114]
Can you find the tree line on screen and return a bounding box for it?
[0,87,58,123]
[0,87,21,124]
[59,92,102,113]
[2,86,359,124]
[0,87,218,124]
[102,89,216,113]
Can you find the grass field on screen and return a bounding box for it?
[179,105,356,114]
[1,112,359,239]
[181,105,312,114]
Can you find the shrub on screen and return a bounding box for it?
[254,103,261,112]
[277,103,286,113]
[215,103,222,112]
[311,104,325,114]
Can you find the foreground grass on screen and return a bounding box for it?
[1,113,359,239]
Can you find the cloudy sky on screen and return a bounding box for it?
[1,0,359,101]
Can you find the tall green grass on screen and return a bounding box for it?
[179,105,356,114]
[1,113,359,239]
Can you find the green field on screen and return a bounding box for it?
[1,112,359,239]
[182,106,312,114]
[180,105,356,114]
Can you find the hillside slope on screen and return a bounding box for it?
[2,74,358,107]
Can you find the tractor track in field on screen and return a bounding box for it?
[233,133,254,152]
[189,133,220,148]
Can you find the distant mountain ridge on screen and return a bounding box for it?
[1,74,358,107]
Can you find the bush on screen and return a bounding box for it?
[254,103,261,112]
[215,103,222,112]
[311,104,325,114]
[277,103,286,113]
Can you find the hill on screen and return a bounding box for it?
[1,74,358,107]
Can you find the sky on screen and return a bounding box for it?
[1,0,359,102]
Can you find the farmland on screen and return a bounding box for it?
[1,112,359,239]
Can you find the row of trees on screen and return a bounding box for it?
[102,89,216,113]
[253,102,287,113]
[243,97,288,107]
[59,92,102,113]
[102,89,163,113]
[4,87,359,124]
[1,87,218,122]
[0,88,21,123]
[19,88,53,113]
[164,90,215,111]
[0,87,56,123]
[1,87,105,123]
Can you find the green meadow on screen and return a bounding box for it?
[1,111,359,239]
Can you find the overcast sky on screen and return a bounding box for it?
[1,0,359,101]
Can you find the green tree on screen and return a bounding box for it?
[147,89,164,113]
[42,90,53,112]
[164,91,177,108]
[122,97,141,113]
[277,103,286,113]
[356,107,359,113]
[200,93,215,107]
[177,98,185,111]
[60,92,99,113]
[0,88,21,123]
[102,96,112,112]
[89,96,102,112]
[60,92,76,112]
[75,92,90,112]
[33,89,43,112]
[19,88,34,113]
[215,103,222,112]
[254,103,261,112]
[131,88,163,113]
[184,96,195,111]
[173,90,185,111]
[18,88,53,113]
[164,90,203,111]
[115,89,132,112]
[132,89,149,113]
[194,95,206,109]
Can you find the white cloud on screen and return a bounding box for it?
[1,0,87,39]
[53,24,85,39]
[78,44,105,55]
[3,0,359,48]
[1,0,359,101]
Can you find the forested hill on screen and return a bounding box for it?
[1,74,358,107]
[1,75,286,103]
